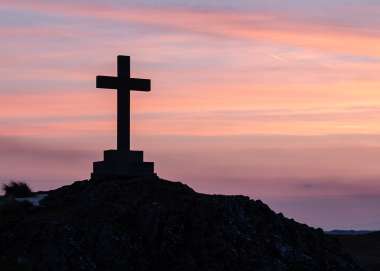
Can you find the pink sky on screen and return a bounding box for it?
[1,0,380,230]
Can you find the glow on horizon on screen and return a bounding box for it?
[1,0,380,230]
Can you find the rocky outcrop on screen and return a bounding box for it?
[0,176,361,270]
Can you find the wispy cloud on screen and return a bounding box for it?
[2,0,380,56]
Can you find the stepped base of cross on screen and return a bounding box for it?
[91,150,155,180]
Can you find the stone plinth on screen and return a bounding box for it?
[92,150,155,180]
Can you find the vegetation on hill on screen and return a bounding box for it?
[2,181,32,198]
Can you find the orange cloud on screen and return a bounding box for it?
[0,92,114,118]
[2,79,380,139]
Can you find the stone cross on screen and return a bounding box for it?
[96,55,151,151]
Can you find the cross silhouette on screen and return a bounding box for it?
[96,55,151,152]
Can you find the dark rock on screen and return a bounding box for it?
[0,176,361,271]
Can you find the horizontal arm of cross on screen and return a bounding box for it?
[97,76,151,91]
[97,76,118,89]
[128,78,151,91]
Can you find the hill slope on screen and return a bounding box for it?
[335,231,380,271]
[0,176,361,271]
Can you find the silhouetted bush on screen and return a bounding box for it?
[2,181,32,198]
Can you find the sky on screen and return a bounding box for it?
[1,0,380,230]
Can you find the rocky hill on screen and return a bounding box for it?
[0,176,361,271]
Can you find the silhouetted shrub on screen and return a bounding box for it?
[2,182,32,198]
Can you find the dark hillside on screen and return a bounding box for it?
[0,176,361,271]
[335,231,380,271]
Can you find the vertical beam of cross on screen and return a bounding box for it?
[117,56,131,151]
[96,55,151,153]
